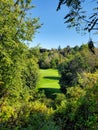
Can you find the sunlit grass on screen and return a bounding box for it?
[38,69,61,98]
[39,69,60,89]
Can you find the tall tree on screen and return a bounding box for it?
[0,0,41,97]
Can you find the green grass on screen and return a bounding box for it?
[39,69,60,88]
[38,69,61,98]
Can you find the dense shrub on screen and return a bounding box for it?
[0,99,60,130]
[53,72,98,130]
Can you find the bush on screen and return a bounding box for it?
[0,99,60,130]
[53,72,98,130]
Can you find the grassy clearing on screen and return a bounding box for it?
[38,69,61,98]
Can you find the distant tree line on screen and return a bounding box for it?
[35,44,98,70]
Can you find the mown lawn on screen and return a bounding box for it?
[38,69,61,98]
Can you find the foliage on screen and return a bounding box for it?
[57,0,98,33]
[0,1,98,129]
[74,73,98,130]
[0,98,60,130]
[0,0,41,97]
[53,72,98,130]
[38,48,65,69]
[0,1,46,129]
[39,51,51,69]
[58,46,98,93]
[22,49,40,89]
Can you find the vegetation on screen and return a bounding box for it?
[38,45,77,69]
[57,0,98,33]
[0,0,98,129]
[53,72,98,130]
[38,48,64,69]
[58,45,98,93]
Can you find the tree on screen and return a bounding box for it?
[57,0,98,33]
[58,45,98,93]
[0,0,41,98]
[0,0,41,43]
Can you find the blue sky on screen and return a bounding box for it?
[29,0,98,49]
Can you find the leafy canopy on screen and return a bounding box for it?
[0,0,41,43]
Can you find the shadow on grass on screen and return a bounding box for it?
[39,88,61,99]
[44,76,60,80]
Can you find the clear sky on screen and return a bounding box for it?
[29,0,98,49]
